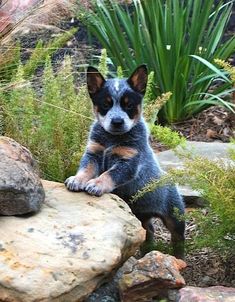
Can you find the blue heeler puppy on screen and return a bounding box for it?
[65,65,185,259]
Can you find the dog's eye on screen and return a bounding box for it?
[102,99,112,110]
[126,102,134,110]
[102,101,112,110]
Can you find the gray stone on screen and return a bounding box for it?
[0,180,145,302]
[157,142,233,206]
[0,136,45,215]
[157,141,232,171]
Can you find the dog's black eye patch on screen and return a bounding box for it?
[120,95,141,119]
[94,95,113,116]
[121,97,134,110]
[102,97,113,110]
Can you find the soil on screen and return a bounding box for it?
[151,105,235,154]
[171,106,235,143]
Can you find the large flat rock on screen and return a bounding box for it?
[0,180,145,302]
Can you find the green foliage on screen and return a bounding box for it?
[117,66,123,78]
[3,56,92,181]
[23,28,77,79]
[214,58,235,83]
[144,92,172,124]
[132,143,235,251]
[0,28,77,85]
[98,48,108,77]
[82,0,235,123]
[0,43,21,83]
[150,125,186,149]
[188,56,235,113]
[144,71,155,105]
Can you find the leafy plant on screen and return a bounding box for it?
[0,26,78,135]
[188,56,235,113]
[144,92,172,124]
[81,0,235,123]
[23,28,77,78]
[132,137,235,251]
[150,125,186,149]
[3,56,92,181]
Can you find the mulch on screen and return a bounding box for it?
[171,105,235,143]
[151,105,235,153]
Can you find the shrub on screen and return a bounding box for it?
[23,28,77,78]
[3,56,92,181]
[81,0,235,123]
[132,137,235,251]
[0,27,77,84]
[150,125,186,149]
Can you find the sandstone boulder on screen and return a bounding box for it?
[0,136,45,215]
[118,251,186,302]
[179,286,235,302]
[0,180,145,301]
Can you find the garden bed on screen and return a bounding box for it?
[1,4,234,300]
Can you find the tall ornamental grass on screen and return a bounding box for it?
[82,0,235,123]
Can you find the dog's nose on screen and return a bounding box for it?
[111,117,124,127]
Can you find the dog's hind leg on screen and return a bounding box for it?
[136,215,158,255]
[141,217,155,242]
[162,214,185,260]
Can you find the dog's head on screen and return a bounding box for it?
[87,65,148,135]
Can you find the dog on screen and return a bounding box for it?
[65,65,185,259]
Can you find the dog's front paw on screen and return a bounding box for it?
[65,175,86,192]
[84,178,105,197]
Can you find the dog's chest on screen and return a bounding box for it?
[101,145,117,171]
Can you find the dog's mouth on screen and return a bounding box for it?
[107,129,128,135]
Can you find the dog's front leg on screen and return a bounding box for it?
[65,140,105,192]
[84,146,139,196]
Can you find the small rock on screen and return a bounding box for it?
[0,136,45,215]
[118,251,186,302]
[179,286,235,302]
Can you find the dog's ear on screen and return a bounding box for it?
[127,64,148,95]
[87,66,106,96]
